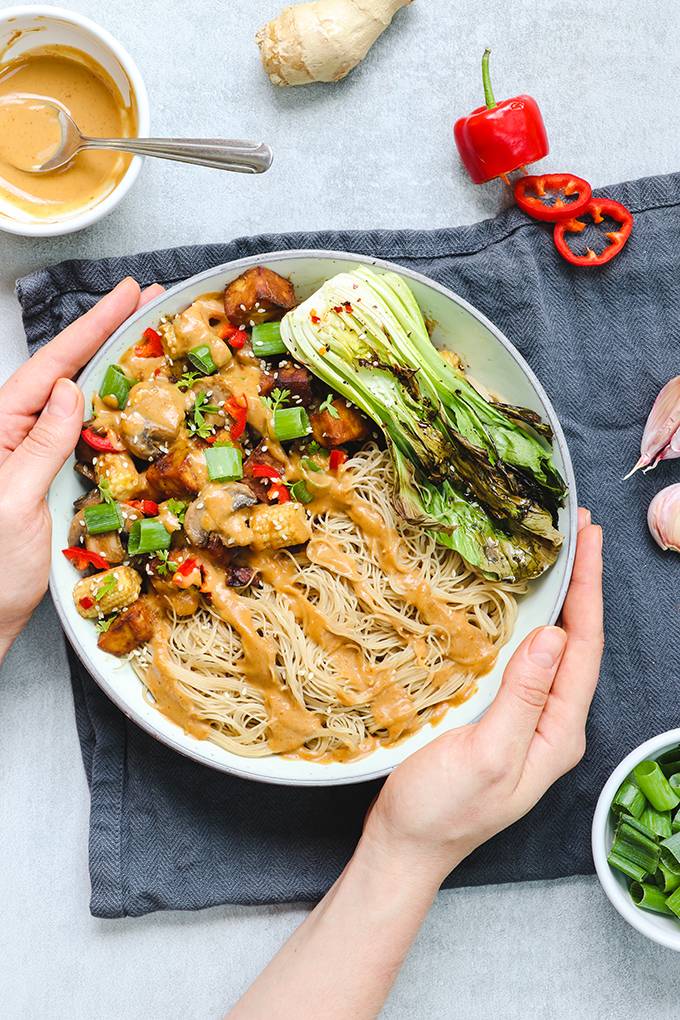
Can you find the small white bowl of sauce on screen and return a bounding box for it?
[0,6,150,236]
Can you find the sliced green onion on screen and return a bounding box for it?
[99,364,132,409]
[669,773,680,794]
[611,819,660,875]
[187,344,217,376]
[273,407,311,442]
[634,760,680,812]
[301,456,323,473]
[667,886,680,918]
[630,882,674,915]
[607,851,647,883]
[290,480,313,504]
[673,806,680,835]
[618,814,657,841]
[251,321,286,357]
[641,806,673,839]
[205,445,243,482]
[655,863,680,894]
[128,517,172,556]
[656,747,680,776]
[612,780,646,819]
[660,832,680,875]
[83,501,123,535]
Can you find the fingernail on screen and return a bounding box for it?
[578,507,592,531]
[528,627,566,668]
[47,378,79,418]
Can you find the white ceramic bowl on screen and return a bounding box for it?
[593,729,680,951]
[48,251,577,785]
[0,5,149,237]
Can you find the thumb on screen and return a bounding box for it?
[2,378,83,506]
[476,626,567,768]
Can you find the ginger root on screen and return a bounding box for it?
[256,0,412,87]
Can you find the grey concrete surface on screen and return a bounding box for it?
[2,1,680,1017]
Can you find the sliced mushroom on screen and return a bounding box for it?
[68,509,126,563]
[73,488,100,512]
[184,483,258,547]
[74,460,97,484]
[120,378,186,460]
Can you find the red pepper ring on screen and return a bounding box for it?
[513,173,592,223]
[553,198,633,268]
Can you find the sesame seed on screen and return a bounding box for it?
[239,303,246,311]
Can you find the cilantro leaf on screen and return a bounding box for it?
[318,393,340,419]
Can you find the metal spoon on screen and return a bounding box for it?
[25,100,273,175]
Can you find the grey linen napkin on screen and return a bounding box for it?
[16,171,680,918]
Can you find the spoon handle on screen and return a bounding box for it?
[79,136,273,174]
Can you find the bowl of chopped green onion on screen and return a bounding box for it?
[593,730,680,950]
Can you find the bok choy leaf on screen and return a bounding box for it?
[280,266,566,580]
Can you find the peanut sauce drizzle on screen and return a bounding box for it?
[104,295,498,760]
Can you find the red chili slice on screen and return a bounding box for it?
[269,481,290,503]
[329,449,348,471]
[251,463,281,480]
[553,198,633,268]
[220,324,248,349]
[125,499,159,516]
[224,395,248,440]
[513,173,592,223]
[80,427,125,453]
[62,546,111,571]
[79,596,96,610]
[135,327,164,358]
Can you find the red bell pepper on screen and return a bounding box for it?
[553,198,633,267]
[134,327,164,358]
[513,173,592,223]
[454,49,549,184]
[125,499,159,516]
[62,546,110,571]
[251,463,281,480]
[329,449,348,471]
[79,596,95,610]
[80,427,125,454]
[224,395,248,440]
[220,323,248,349]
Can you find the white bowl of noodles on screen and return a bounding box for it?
[48,251,577,786]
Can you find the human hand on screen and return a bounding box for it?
[362,508,603,884]
[0,278,164,659]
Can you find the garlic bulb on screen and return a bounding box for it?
[648,484,680,551]
[625,376,680,478]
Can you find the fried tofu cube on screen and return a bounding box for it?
[94,453,143,500]
[97,597,155,655]
[224,267,296,326]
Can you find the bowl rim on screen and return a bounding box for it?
[0,4,150,237]
[48,248,578,786]
[592,727,680,951]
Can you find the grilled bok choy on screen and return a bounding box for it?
[280,266,566,581]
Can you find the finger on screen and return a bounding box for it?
[0,378,83,505]
[475,626,567,768]
[547,523,604,727]
[0,277,141,419]
[137,283,165,309]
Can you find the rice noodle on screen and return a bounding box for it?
[130,445,525,761]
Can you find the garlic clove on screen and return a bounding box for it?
[625,376,680,478]
[648,483,680,551]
